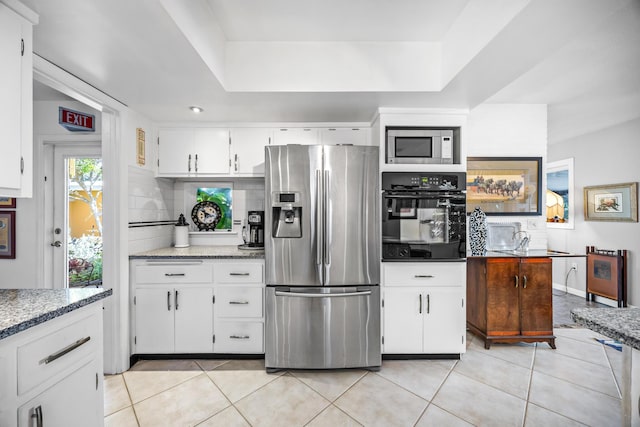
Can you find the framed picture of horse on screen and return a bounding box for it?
[467,157,542,215]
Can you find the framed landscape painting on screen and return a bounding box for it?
[584,182,638,222]
[467,157,542,215]
[0,211,16,259]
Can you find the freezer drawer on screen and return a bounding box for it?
[265,286,381,370]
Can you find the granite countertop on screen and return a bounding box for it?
[571,307,640,351]
[0,288,112,340]
[130,245,265,259]
[468,249,585,258]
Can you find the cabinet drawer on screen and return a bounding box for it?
[135,263,213,284]
[17,312,100,395]
[216,287,263,318]
[384,262,465,287]
[214,263,263,284]
[214,321,263,353]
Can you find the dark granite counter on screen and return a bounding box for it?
[571,307,640,351]
[130,245,265,259]
[0,288,112,340]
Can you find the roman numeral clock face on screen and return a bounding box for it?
[191,201,222,231]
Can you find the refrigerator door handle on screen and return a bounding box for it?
[324,170,330,266]
[274,290,372,298]
[316,169,323,266]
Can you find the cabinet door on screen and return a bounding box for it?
[18,359,100,427]
[422,288,465,353]
[230,128,270,175]
[135,287,175,353]
[320,128,369,146]
[174,287,214,353]
[193,128,230,174]
[158,129,193,175]
[382,288,423,353]
[485,258,520,335]
[0,4,30,196]
[272,128,318,145]
[519,258,553,335]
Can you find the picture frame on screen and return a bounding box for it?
[546,158,574,229]
[0,197,16,208]
[584,182,638,222]
[136,127,146,166]
[0,210,16,259]
[467,157,542,215]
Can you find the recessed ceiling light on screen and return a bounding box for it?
[189,106,203,113]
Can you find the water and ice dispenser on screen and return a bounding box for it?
[272,192,302,238]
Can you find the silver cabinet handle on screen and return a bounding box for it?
[188,154,192,172]
[165,273,185,277]
[414,275,434,278]
[167,291,171,311]
[195,154,198,172]
[324,170,330,265]
[229,301,249,305]
[234,153,238,172]
[229,272,250,276]
[50,241,62,247]
[523,275,527,289]
[427,294,430,314]
[419,294,422,314]
[31,406,43,427]
[40,336,91,365]
[275,290,371,298]
[230,335,250,339]
[316,170,322,266]
[175,290,179,310]
[515,275,519,288]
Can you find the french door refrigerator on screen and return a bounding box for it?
[264,144,380,371]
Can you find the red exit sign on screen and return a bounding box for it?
[59,107,95,132]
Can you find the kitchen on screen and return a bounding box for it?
[1,0,639,426]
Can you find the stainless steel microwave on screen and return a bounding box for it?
[386,128,454,164]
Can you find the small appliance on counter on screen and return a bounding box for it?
[238,210,264,250]
[174,213,190,248]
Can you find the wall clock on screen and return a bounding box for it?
[191,201,222,231]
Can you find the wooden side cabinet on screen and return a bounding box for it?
[467,257,555,349]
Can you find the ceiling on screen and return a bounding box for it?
[26,0,640,139]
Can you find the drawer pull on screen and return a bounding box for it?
[523,275,527,289]
[40,336,91,365]
[229,272,250,276]
[31,405,43,427]
[230,335,250,339]
[414,275,434,278]
[229,301,249,305]
[165,273,185,277]
[514,275,519,288]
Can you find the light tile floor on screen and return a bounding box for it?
[105,328,622,427]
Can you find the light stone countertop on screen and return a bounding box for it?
[0,288,112,340]
[571,307,640,351]
[129,245,265,259]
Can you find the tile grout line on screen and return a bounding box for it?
[117,373,142,427]
[520,343,537,427]
[410,359,460,427]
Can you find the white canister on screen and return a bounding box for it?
[174,214,190,248]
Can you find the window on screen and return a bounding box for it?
[546,158,574,229]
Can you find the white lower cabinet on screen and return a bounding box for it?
[382,262,466,354]
[131,258,265,355]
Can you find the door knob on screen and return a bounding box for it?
[51,241,62,247]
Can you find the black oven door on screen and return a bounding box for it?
[382,192,466,261]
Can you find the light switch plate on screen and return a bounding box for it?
[527,219,538,229]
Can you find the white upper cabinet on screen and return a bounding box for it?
[272,128,319,145]
[157,128,229,176]
[0,3,33,197]
[230,128,271,176]
[320,128,369,146]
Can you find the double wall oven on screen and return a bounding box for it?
[382,172,466,261]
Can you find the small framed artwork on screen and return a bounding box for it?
[0,210,16,259]
[136,127,146,166]
[0,197,16,208]
[467,157,542,215]
[584,182,638,222]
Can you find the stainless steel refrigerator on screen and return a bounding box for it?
[264,144,380,371]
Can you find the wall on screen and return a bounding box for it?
[466,104,548,248]
[547,117,640,307]
[0,100,101,289]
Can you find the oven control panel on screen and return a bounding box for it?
[382,172,466,191]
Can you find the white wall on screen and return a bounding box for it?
[0,100,101,289]
[548,117,640,306]
[466,104,548,248]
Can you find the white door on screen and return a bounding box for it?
[47,144,102,289]
[320,128,369,146]
[422,287,465,354]
[272,128,318,145]
[134,287,175,353]
[174,287,214,352]
[230,128,270,175]
[193,128,230,174]
[158,128,193,175]
[382,287,424,353]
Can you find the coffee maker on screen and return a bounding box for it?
[246,211,264,247]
